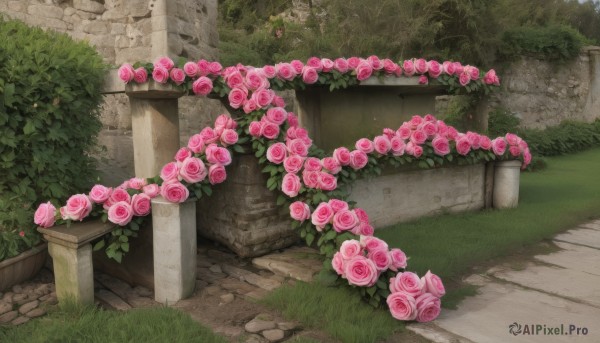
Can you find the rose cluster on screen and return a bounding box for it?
[387,271,445,322]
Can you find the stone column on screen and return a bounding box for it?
[151,197,197,305]
[493,160,522,209]
[125,82,185,179]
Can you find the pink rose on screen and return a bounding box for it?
[267,142,287,164]
[328,199,349,212]
[420,122,437,137]
[349,150,368,170]
[261,122,280,140]
[208,61,222,75]
[220,129,238,146]
[442,61,456,75]
[276,62,296,81]
[389,248,407,271]
[143,184,160,198]
[459,71,470,86]
[197,59,210,76]
[183,62,199,77]
[262,65,276,78]
[360,235,388,252]
[318,172,337,191]
[215,114,237,130]
[334,58,349,73]
[290,60,304,74]
[360,222,374,236]
[179,157,207,183]
[428,60,442,78]
[128,177,147,190]
[133,67,147,83]
[187,134,205,154]
[347,57,360,69]
[422,270,445,298]
[118,63,135,83]
[62,194,92,221]
[200,127,218,144]
[390,137,406,156]
[154,56,174,70]
[467,65,480,80]
[467,131,481,149]
[322,157,341,174]
[108,201,134,226]
[480,136,492,150]
[170,68,186,85]
[418,75,428,85]
[403,60,415,76]
[110,188,131,204]
[492,137,507,156]
[332,252,346,276]
[339,240,362,260]
[89,185,111,203]
[131,193,151,216]
[356,61,373,81]
[415,293,441,323]
[302,67,319,84]
[332,209,359,232]
[289,201,311,221]
[355,208,369,223]
[432,136,450,156]
[160,162,179,182]
[368,248,392,271]
[282,173,301,197]
[34,202,56,228]
[415,58,428,74]
[304,157,322,172]
[387,292,417,321]
[333,147,351,166]
[390,272,425,297]
[286,139,308,157]
[284,155,305,174]
[228,87,248,109]
[455,135,471,155]
[302,170,319,189]
[175,147,192,162]
[225,71,244,88]
[206,145,232,166]
[523,148,532,168]
[152,65,169,84]
[321,58,334,72]
[272,95,286,107]
[306,57,323,71]
[160,180,189,203]
[505,133,520,146]
[266,107,288,125]
[245,69,266,90]
[311,202,334,228]
[355,138,374,153]
[509,145,521,157]
[374,135,391,155]
[252,88,274,108]
[248,121,262,137]
[453,62,464,75]
[383,59,398,74]
[192,76,213,96]
[208,164,227,185]
[344,256,378,287]
[410,130,427,145]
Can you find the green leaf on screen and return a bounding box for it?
[93,240,105,251]
[376,279,388,290]
[367,286,377,297]
[120,242,129,252]
[233,144,245,153]
[306,232,315,246]
[323,229,337,241]
[317,270,338,286]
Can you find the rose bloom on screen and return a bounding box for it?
[143,184,160,198]
[266,107,288,125]
[509,145,521,157]
[349,150,368,170]
[344,256,379,287]
[389,248,408,271]
[220,128,238,146]
[252,88,274,108]
[332,209,359,232]
[175,147,192,162]
[306,56,323,71]
[382,128,395,139]
[89,184,111,203]
[59,194,91,221]
[289,201,310,221]
[169,68,186,85]
[334,58,349,73]
[302,66,319,84]
[118,63,135,83]
[459,71,471,86]
[225,70,244,88]
[197,59,210,76]
[355,138,374,153]
[339,239,362,260]
[110,188,131,205]
[133,67,147,83]
[304,157,322,172]
[160,162,179,182]
[206,145,232,166]
[414,58,428,74]
[368,248,392,271]
[266,142,287,164]
[420,121,437,137]
[34,201,56,228]
[422,270,446,298]
[311,202,334,228]
[248,121,261,137]
[359,222,374,236]
[131,193,151,216]
[228,87,248,109]
[282,173,301,197]
[245,69,266,90]
[161,180,189,203]
[390,137,406,156]
[154,56,174,70]
[333,147,351,166]
[272,95,286,107]
[322,157,341,174]
[356,61,373,81]
[390,272,425,297]
[284,155,305,174]
[428,60,442,78]
[328,199,349,212]
[418,75,428,85]
[179,157,207,183]
[410,129,427,145]
[383,58,398,74]
[360,235,389,252]
[108,201,134,226]
[442,61,456,75]
[302,170,319,188]
[466,131,481,149]
[192,76,213,95]
[332,252,346,277]
[453,62,464,75]
[347,57,360,69]
[275,62,296,81]
[187,134,205,154]
[262,65,277,78]
[128,177,147,190]
[455,135,472,156]
[355,208,369,223]
[491,137,507,156]
[183,61,199,77]
[261,122,280,140]
[403,60,415,76]
[415,293,442,323]
[387,292,417,321]
[208,164,227,184]
[318,172,337,191]
[480,136,492,150]
[290,59,304,74]
[432,135,450,156]
[374,135,391,155]
[200,127,218,144]
[208,61,222,75]
[152,65,169,83]
[214,114,236,130]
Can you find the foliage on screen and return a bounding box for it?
[519,120,600,157]
[0,196,41,261]
[486,107,521,138]
[440,96,478,132]
[0,18,104,261]
[499,25,587,62]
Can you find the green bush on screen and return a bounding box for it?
[0,18,105,256]
[500,25,586,62]
[486,107,521,138]
[519,120,600,157]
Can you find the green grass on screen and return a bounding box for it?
[262,282,402,343]
[0,303,227,343]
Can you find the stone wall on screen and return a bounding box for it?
[0,0,223,185]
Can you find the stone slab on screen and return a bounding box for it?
[252,256,317,283]
[554,228,600,250]
[493,263,600,308]
[578,222,600,231]
[39,221,114,248]
[431,281,600,342]
[535,241,600,276]
[95,289,132,311]
[221,265,281,291]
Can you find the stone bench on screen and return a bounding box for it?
[38,197,198,306]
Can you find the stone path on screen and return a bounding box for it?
[0,268,56,326]
[408,219,600,343]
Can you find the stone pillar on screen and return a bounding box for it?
[151,197,197,305]
[125,82,185,178]
[493,160,522,209]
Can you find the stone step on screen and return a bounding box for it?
[251,247,322,283]
[221,264,282,291]
[95,289,132,311]
[536,241,600,276]
[553,228,600,250]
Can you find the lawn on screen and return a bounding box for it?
[263,147,600,342]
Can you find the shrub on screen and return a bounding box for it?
[499,25,586,62]
[519,120,600,157]
[0,18,105,257]
[486,107,521,138]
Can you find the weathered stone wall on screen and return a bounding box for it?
[0,0,222,185]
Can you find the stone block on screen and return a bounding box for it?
[115,47,151,65]
[24,16,67,31]
[126,0,151,18]
[47,243,94,305]
[88,34,114,48]
[9,1,26,12]
[111,23,126,35]
[83,21,109,34]
[28,4,64,19]
[73,0,106,14]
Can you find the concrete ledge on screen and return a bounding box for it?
[125,81,186,99]
[38,221,115,250]
[102,69,126,94]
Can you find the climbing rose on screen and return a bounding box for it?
[175,147,192,162]
[160,180,189,203]
[152,65,169,83]
[192,76,213,95]
[261,122,280,140]
[170,68,186,85]
[154,56,174,70]
[228,87,247,109]
[304,157,322,172]
[284,155,304,174]
[459,72,470,86]
[110,188,131,204]
[61,194,92,221]
[289,201,310,222]
[389,248,408,271]
[390,272,425,297]
[187,134,205,154]
[492,137,507,156]
[332,209,359,232]
[34,202,56,228]
[311,202,334,229]
[333,147,351,166]
[374,135,391,154]
[108,201,134,226]
[302,67,319,84]
[332,252,346,276]
[322,157,341,174]
[118,63,135,83]
[133,67,147,83]
[344,256,378,287]
[361,236,388,252]
[356,61,373,81]
[179,157,207,183]
[368,248,392,271]
[143,184,160,198]
[266,107,287,125]
[89,185,111,203]
[387,292,417,321]
[328,199,349,212]
[220,129,238,146]
[208,164,227,185]
[160,162,179,182]
[422,270,446,298]
[355,138,374,153]
[339,240,362,260]
[183,62,199,77]
[415,293,441,323]
[266,142,287,164]
[432,136,450,156]
[248,121,261,137]
[455,136,472,155]
[131,193,151,216]
[282,173,301,197]
[318,172,337,191]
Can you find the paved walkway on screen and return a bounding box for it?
[408,220,600,343]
